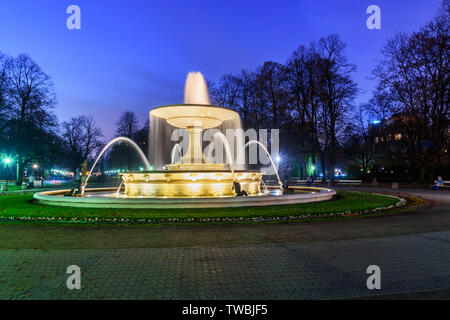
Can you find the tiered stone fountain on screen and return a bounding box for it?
[120,72,262,197]
[33,72,335,209]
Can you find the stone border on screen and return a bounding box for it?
[0,191,406,225]
[32,186,336,209]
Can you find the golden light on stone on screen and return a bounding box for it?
[120,170,262,197]
[119,72,263,198]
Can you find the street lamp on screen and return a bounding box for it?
[32,163,41,187]
[2,156,13,187]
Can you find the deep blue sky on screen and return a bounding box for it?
[0,0,443,139]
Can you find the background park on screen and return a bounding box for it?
[0,0,449,301]
[1,2,449,188]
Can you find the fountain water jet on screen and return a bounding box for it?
[183,72,211,105]
[206,131,235,177]
[261,179,269,194]
[82,137,150,194]
[119,72,262,197]
[171,144,183,164]
[236,140,283,188]
[116,180,124,196]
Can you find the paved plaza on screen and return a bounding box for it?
[0,188,449,299]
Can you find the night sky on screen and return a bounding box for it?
[0,0,443,139]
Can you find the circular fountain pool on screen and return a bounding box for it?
[33,186,336,209]
[39,72,337,211]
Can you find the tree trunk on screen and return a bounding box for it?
[330,159,336,185]
[419,164,426,183]
[15,154,23,185]
[320,154,326,183]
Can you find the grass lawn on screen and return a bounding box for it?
[0,191,402,224]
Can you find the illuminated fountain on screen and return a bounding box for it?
[120,72,262,197]
[34,72,335,208]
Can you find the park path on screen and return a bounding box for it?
[334,186,450,204]
[0,188,449,299]
[0,230,449,299]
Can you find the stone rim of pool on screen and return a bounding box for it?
[33,186,336,209]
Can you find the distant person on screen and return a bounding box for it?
[232,180,248,196]
[307,176,314,186]
[372,177,379,186]
[433,176,444,191]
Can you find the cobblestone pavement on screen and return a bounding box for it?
[0,188,448,299]
[1,230,449,299]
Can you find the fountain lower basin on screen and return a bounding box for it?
[43,71,338,211]
[33,186,336,209]
[120,170,262,197]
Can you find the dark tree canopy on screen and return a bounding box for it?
[0,53,58,182]
[1,2,448,184]
[370,1,449,180]
[210,35,357,182]
[105,112,148,172]
[115,111,139,138]
[61,115,103,175]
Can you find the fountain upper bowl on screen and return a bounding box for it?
[150,104,239,129]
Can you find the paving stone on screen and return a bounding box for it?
[0,230,449,299]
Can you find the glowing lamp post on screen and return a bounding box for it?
[2,157,13,187]
[32,163,41,187]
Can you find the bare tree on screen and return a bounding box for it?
[234,70,255,129]
[210,71,257,130]
[4,54,57,183]
[62,115,103,176]
[343,105,374,181]
[115,111,139,138]
[210,74,240,109]
[285,45,319,178]
[255,61,289,130]
[0,53,8,130]
[372,2,449,180]
[315,35,358,183]
[134,119,149,153]
[364,88,396,122]
[108,111,142,171]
